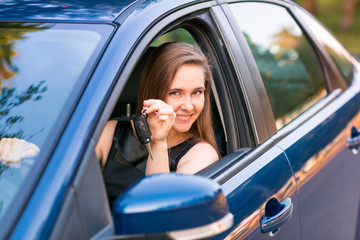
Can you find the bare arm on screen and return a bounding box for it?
[145,140,169,175]
[95,120,117,168]
[176,142,218,174]
[142,99,175,175]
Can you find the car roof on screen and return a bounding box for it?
[0,0,299,23]
[0,0,142,23]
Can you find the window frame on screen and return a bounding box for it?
[90,2,257,183]
[291,5,353,89]
[222,0,346,132]
[227,1,329,130]
[205,0,349,185]
[215,2,277,144]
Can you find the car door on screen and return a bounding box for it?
[0,1,303,239]
[84,1,302,239]
[285,5,360,239]
[222,1,360,239]
[195,4,303,240]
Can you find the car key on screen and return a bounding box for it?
[133,107,153,160]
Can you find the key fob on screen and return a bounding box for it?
[133,115,152,145]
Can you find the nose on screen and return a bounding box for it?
[180,95,194,111]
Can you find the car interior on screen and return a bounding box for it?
[55,27,235,239]
[51,15,257,240]
[108,27,228,157]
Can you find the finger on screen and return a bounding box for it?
[10,150,22,163]
[158,108,176,118]
[0,138,5,157]
[12,139,25,162]
[144,99,169,111]
[143,99,163,107]
[3,138,20,163]
[157,106,174,115]
[145,103,165,115]
[0,138,40,165]
[158,115,170,121]
[147,104,173,116]
[0,142,4,163]
[0,138,11,161]
[21,142,40,158]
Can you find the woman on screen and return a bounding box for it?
[95,42,219,202]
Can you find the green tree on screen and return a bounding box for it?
[0,23,49,89]
[0,23,49,171]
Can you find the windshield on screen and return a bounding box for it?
[0,23,113,220]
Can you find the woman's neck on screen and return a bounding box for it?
[166,130,191,148]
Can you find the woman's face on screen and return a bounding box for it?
[165,64,205,134]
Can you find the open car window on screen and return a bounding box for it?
[109,27,228,156]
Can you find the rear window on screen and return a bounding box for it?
[296,9,355,86]
[0,23,113,220]
[229,2,327,130]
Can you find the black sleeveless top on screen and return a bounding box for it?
[102,121,198,205]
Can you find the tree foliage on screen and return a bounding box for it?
[0,23,49,170]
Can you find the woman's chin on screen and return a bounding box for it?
[172,124,192,134]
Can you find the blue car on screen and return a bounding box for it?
[1,0,360,239]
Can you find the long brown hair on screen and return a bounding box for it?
[136,42,217,151]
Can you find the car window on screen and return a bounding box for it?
[295,9,354,86]
[229,2,327,130]
[0,23,113,220]
[111,28,198,120]
[151,28,197,46]
[112,27,227,151]
[109,25,228,159]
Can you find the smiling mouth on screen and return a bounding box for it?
[176,114,192,122]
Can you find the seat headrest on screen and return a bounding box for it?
[111,47,156,119]
[119,46,156,103]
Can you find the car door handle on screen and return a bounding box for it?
[347,126,360,155]
[260,197,293,235]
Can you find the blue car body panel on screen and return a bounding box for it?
[276,80,360,239]
[113,174,227,234]
[0,0,359,239]
[0,0,136,22]
[215,146,301,239]
[4,1,219,239]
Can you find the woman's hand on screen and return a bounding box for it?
[141,99,174,175]
[143,99,175,145]
[0,138,40,166]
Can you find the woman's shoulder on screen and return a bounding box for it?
[190,141,217,155]
[176,141,218,174]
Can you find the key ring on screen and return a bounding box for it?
[141,106,147,116]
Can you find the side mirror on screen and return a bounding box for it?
[113,173,233,240]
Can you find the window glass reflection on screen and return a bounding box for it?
[229,3,326,130]
[0,23,112,219]
[151,28,197,46]
[296,9,354,86]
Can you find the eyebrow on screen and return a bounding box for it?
[169,86,206,91]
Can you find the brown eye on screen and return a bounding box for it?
[169,91,179,96]
[193,90,204,95]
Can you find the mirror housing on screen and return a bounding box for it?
[113,173,233,240]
